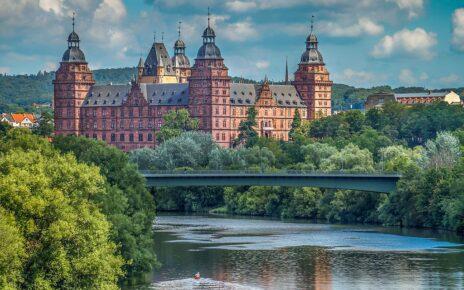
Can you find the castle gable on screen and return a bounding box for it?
[144,42,176,76]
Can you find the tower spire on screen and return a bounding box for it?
[311,15,314,33]
[161,32,164,43]
[208,7,211,27]
[178,21,182,39]
[285,57,289,84]
[72,12,75,32]
[153,31,156,42]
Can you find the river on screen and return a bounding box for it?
[144,214,464,290]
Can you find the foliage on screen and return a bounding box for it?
[234,107,258,147]
[320,144,375,173]
[0,147,124,289]
[32,111,54,137]
[156,109,199,143]
[289,109,302,141]
[53,135,158,283]
[422,131,461,169]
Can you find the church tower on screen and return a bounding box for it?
[53,13,95,136]
[293,16,332,119]
[189,9,231,147]
[172,22,191,83]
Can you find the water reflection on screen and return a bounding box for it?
[147,215,464,290]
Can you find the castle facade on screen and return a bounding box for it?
[53,14,332,151]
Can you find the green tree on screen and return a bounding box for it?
[320,143,375,173]
[234,107,258,147]
[32,111,54,137]
[289,109,302,141]
[53,135,158,282]
[156,109,199,143]
[0,149,124,289]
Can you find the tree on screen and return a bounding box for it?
[302,142,338,170]
[156,109,199,143]
[350,128,393,160]
[0,149,124,289]
[32,111,54,137]
[320,143,375,173]
[289,109,302,141]
[234,107,258,147]
[53,135,158,282]
[423,131,461,169]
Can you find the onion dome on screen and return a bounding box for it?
[196,9,222,59]
[300,16,324,65]
[62,13,86,62]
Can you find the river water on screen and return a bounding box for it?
[146,214,464,290]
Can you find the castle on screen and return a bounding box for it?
[53,13,332,151]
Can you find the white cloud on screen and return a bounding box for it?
[371,28,437,60]
[38,0,64,16]
[94,0,126,23]
[0,66,11,74]
[320,18,383,37]
[398,69,417,85]
[255,60,270,69]
[452,8,464,52]
[222,20,258,42]
[226,1,258,11]
[334,68,386,87]
[439,74,460,85]
[388,0,423,18]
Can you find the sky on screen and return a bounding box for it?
[1,0,464,89]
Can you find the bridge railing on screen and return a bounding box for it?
[139,169,401,177]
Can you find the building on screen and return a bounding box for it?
[365,91,462,110]
[1,113,37,128]
[54,13,332,151]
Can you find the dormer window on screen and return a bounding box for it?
[293,101,297,105]
[158,99,161,104]
[241,92,245,95]
[171,91,175,95]
[94,100,97,105]
[103,100,107,104]
[233,91,237,95]
[153,91,156,96]
[177,99,181,103]
[98,93,101,97]
[112,100,116,104]
[246,99,251,104]
[107,92,110,97]
[238,99,243,103]
[168,98,172,103]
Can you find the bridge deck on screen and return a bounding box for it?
[141,171,401,193]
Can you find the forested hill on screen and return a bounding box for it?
[1,67,463,112]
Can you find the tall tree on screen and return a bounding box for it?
[289,109,302,141]
[156,109,199,143]
[32,111,54,137]
[234,107,258,147]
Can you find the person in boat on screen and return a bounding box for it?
[194,272,200,280]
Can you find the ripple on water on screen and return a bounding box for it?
[150,278,262,290]
[154,215,463,253]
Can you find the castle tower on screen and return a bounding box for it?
[189,8,231,147]
[172,22,191,83]
[137,57,144,82]
[53,13,95,136]
[139,33,177,84]
[293,16,332,119]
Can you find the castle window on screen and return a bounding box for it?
[138,121,143,129]
[112,100,116,104]
[216,133,219,140]
[215,107,219,114]
[223,107,226,114]
[120,134,125,141]
[223,120,226,127]
[94,101,97,105]
[129,134,134,142]
[138,134,143,142]
[93,122,97,129]
[246,99,250,104]
[233,91,237,95]
[102,133,106,141]
[148,134,153,141]
[103,100,107,105]
[222,133,226,141]
[93,133,97,139]
[111,134,116,142]
[102,120,106,129]
[177,99,181,103]
[215,120,219,128]
[111,120,115,129]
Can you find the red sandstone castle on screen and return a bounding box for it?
[53,14,332,151]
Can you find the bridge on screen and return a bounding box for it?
[141,171,401,193]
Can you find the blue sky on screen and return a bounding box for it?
[1,0,464,88]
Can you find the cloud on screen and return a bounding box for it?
[38,0,65,16]
[387,0,423,19]
[371,28,437,60]
[320,18,383,37]
[255,60,270,69]
[225,1,258,11]
[334,68,386,87]
[222,20,258,42]
[439,74,460,85]
[452,8,464,52]
[397,69,428,85]
[94,0,126,22]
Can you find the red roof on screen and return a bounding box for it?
[10,113,36,124]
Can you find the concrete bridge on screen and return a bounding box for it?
[141,171,401,193]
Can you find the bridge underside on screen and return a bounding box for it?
[142,173,400,193]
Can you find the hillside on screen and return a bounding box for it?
[0,67,462,113]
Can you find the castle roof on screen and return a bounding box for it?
[144,42,176,76]
[83,83,305,108]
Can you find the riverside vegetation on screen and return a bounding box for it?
[0,125,157,289]
[1,100,464,288]
[130,102,464,234]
